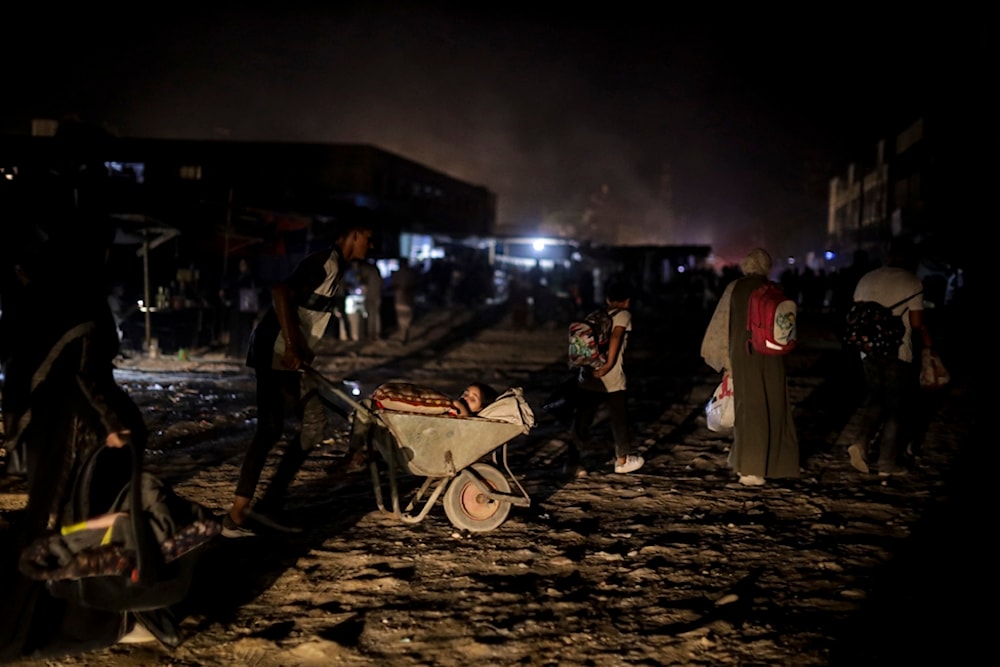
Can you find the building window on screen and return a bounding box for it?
[180,165,202,180]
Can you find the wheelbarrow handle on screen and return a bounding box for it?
[301,364,373,416]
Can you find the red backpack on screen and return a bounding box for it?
[746,281,797,355]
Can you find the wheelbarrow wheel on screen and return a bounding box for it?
[443,463,511,532]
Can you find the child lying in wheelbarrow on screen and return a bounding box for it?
[332,381,500,473]
[371,380,499,417]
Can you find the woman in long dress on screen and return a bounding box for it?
[700,248,799,486]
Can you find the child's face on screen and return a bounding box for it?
[461,386,484,413]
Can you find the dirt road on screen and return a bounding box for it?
[1,303,981,666]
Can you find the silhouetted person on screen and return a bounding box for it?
[222,222,375,537]
[358,258,383,340]
[1,118,157,658]
[392,258,417,343]
[220,257,260,361]
[846,239,931,476]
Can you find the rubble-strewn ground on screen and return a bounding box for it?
[0,303,982,666]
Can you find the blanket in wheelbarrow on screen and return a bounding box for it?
[475,387,535,434]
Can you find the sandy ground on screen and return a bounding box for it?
[0,302,983,666]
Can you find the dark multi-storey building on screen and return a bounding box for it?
[0,131,496,254]
[1,124,497,352]
[826,113,972,270]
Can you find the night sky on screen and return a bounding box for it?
[3,4,985,262]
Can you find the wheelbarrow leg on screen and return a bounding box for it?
[366,423,411,520]
[405,477,436,513]
[367,429,389,514]
[399,477,450,524]
[389,451,403,517]
[368,434,402,517]
[369,458,387,513]
[498,443,531,508]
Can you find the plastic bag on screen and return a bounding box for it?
[919,349,950,389]
[706,372,735,432]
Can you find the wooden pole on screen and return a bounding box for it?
[222,187,233,279]
[142,234,152,352]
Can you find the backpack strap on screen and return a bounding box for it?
[125,437,166,588]
[885,290,924,313]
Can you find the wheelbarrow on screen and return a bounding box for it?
[304,367,531,532]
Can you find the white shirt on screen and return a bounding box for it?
[853,266,924,363]
[599,309,632,392]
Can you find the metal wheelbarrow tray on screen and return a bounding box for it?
[306,367,531,532]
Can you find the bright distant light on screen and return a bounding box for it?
[786,256,796,265]
[824,250,835,261]
[532,239,546,252]
[677,265,686,273]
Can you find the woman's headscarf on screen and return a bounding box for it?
[740,248,772,277]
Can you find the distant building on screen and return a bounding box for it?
[0,130,496,259]
[1,123,498,352]
[826,114,971,268]
[827,140,890,263]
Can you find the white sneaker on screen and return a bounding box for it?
[614,455,644,474]
[118,620,156,644]
[738,474,766,486]
[221,515,257,538]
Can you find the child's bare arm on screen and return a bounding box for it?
[593,325,626,378]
